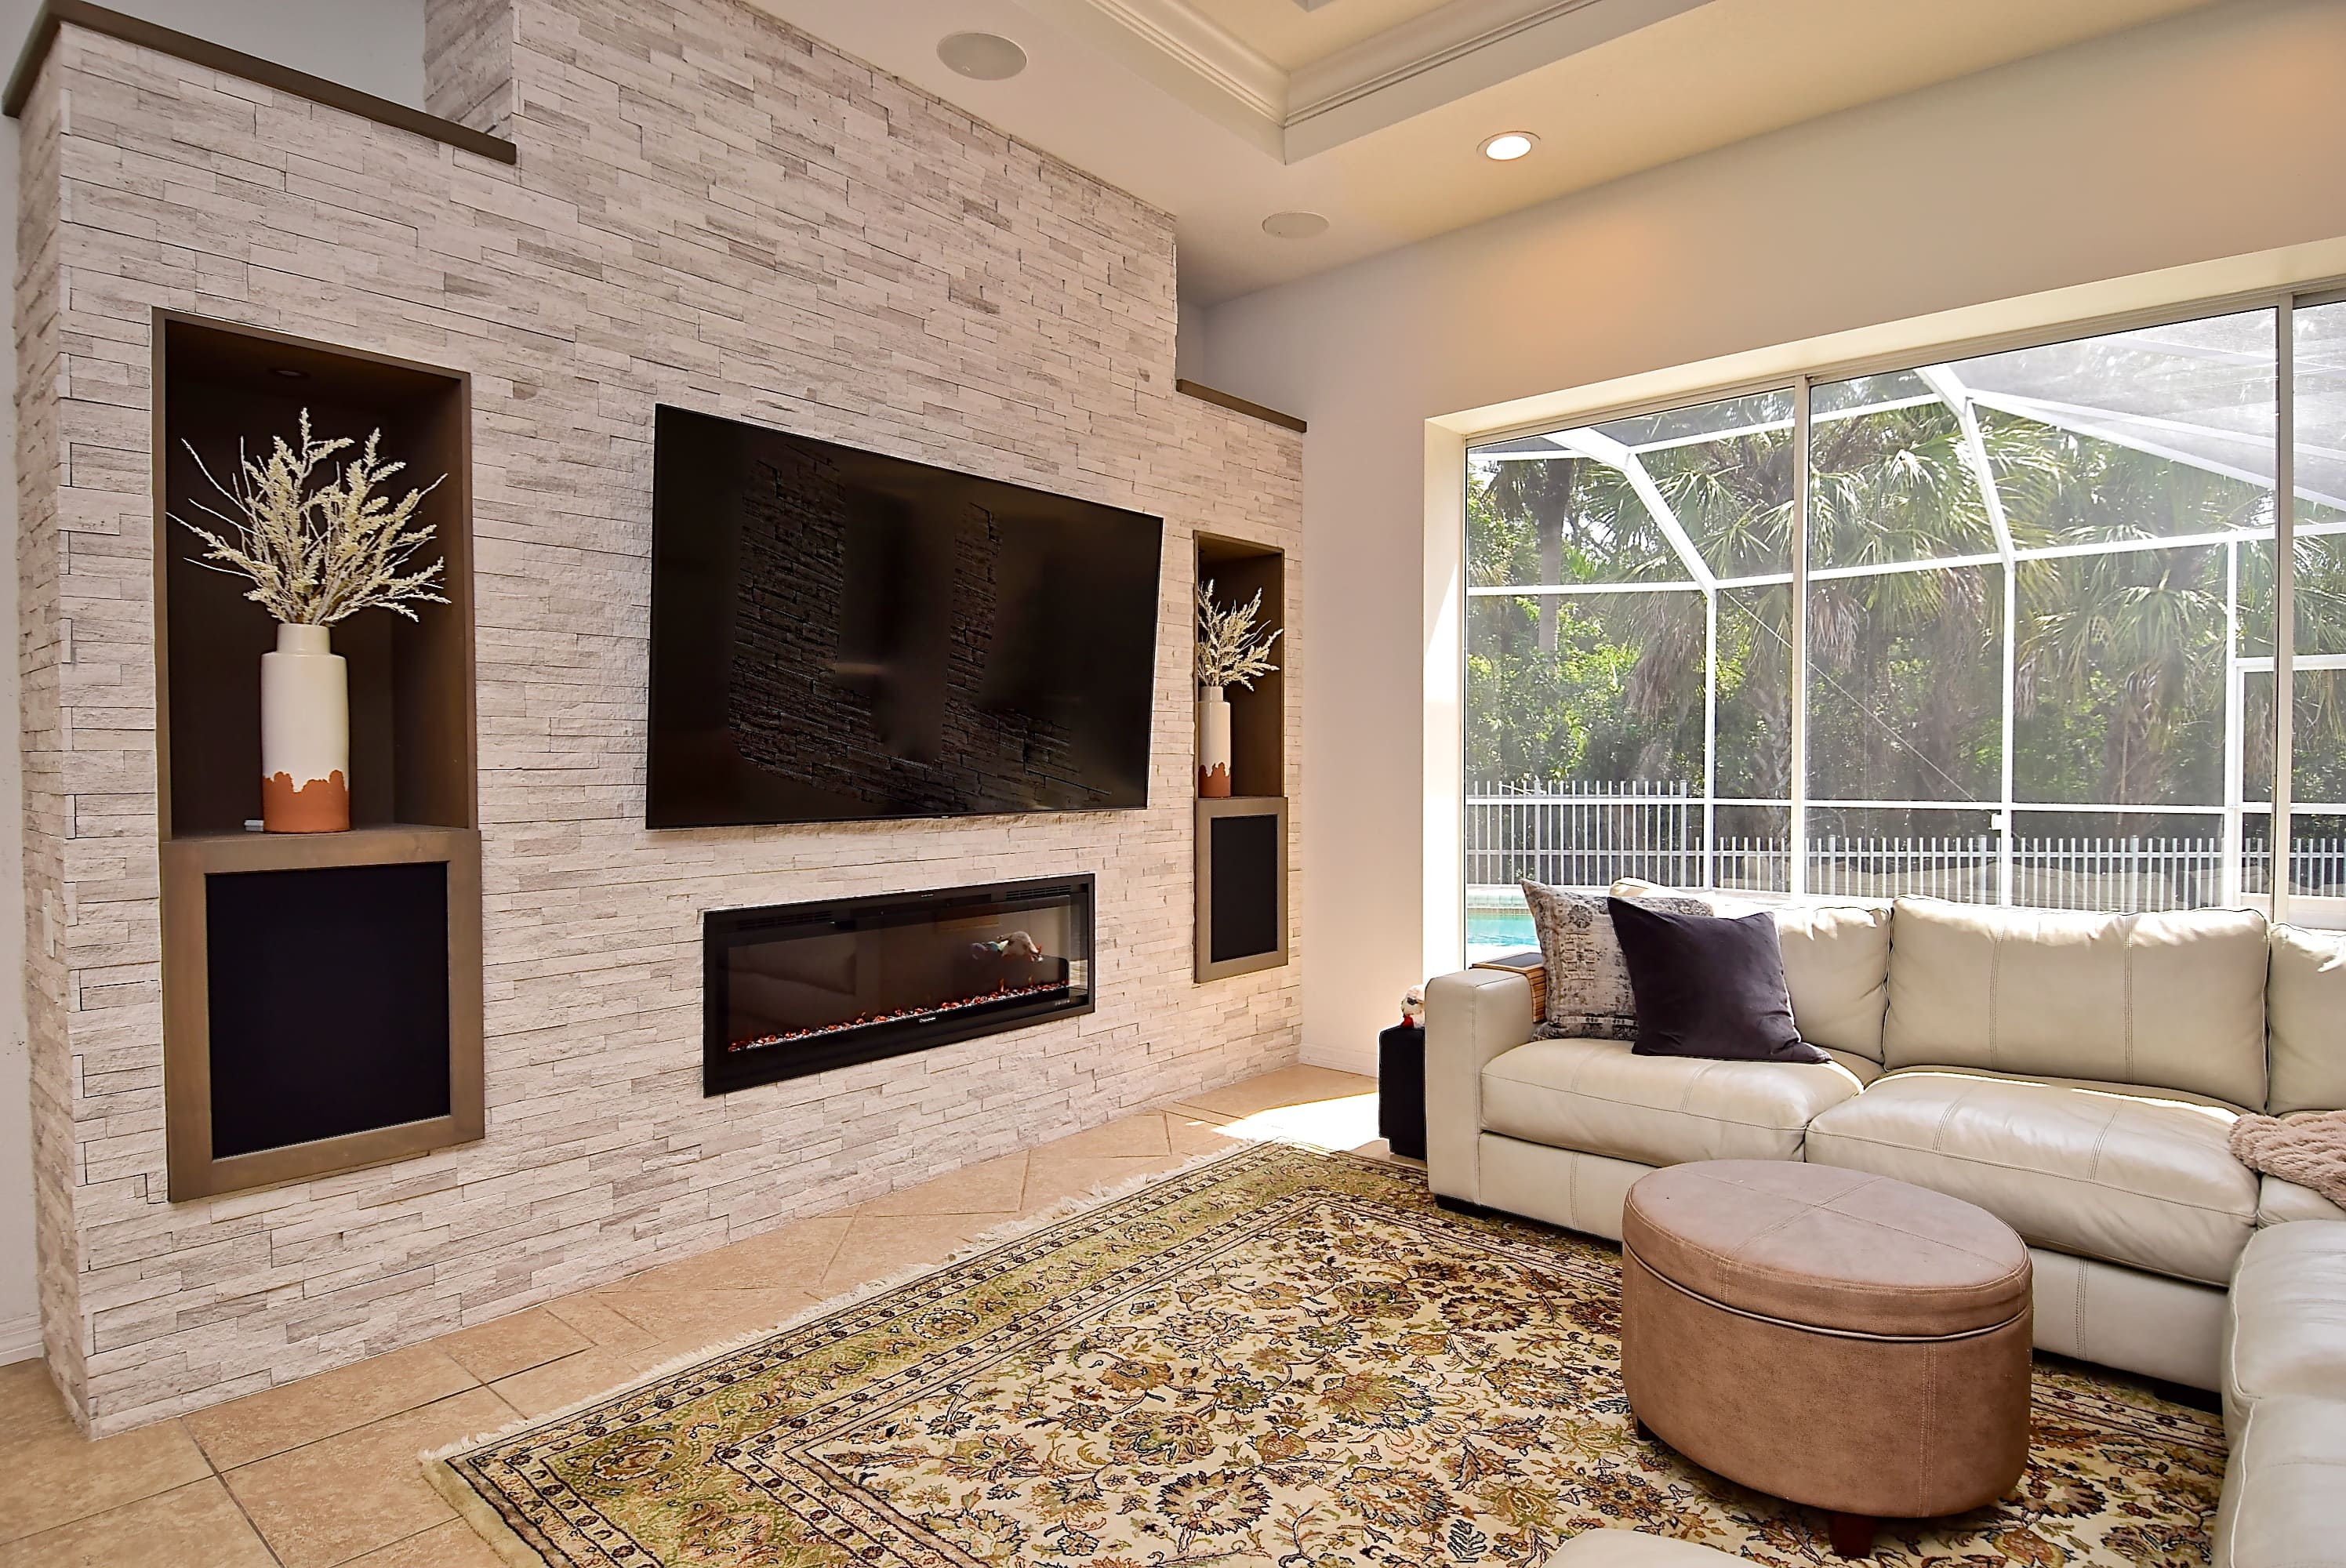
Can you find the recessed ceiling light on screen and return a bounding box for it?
[1261,211,1329,241]
[937,31,1026,81]
[1480,131,1538,162]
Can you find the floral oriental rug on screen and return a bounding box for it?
[428,1142,2225,1566]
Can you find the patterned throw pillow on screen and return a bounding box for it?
[1520,879,1712,1040]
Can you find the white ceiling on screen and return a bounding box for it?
[750,0,2225,306]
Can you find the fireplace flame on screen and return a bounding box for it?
[728,978,1073,1053]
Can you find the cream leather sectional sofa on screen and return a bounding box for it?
[1427,897,2346,1389]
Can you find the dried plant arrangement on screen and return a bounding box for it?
[172,409,448,626]
[1195,579,1283,690]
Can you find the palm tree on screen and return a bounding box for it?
[1469,388,2304,817]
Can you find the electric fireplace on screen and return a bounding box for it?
[703,875,1095,1094]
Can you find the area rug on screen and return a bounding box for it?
[427,1142,2225,1566]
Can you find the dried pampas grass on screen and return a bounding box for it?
[172,408,447,626]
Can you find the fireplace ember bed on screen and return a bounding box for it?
[703,876,1095,1094]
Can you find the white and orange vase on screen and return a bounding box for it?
[1197,684,1232,798]
[260,622,350,832]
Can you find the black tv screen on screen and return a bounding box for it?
[646,405,1164,827]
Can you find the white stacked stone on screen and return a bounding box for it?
[16,0,1305,1434]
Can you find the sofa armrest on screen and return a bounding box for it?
[1425,967,1536,1204]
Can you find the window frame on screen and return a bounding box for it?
[1462,280,2346,935]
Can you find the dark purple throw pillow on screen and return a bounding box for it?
[1606,897,1828,1065]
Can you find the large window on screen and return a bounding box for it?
[1465,299,2346,956]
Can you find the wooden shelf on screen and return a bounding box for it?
[154,314,483,1200]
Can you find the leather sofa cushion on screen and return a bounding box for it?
[1770,902,1891,1062]
[2216,1394,2346,1568]
[2268,924,2346,1114]
[1882,898,2268,1109]
[1806,1067,2257,1287]
[2258,1174,2346,1225]
[1480,1036,1864,1170]
[2224,1220,2346,1433]
[1623,1159,2030,1338]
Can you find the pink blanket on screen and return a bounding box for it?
[2231,1110,2346,1210]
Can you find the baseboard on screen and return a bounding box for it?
[0,1313,41,1367]
[1299,1040,1378,1076]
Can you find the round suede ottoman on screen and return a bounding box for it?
[1620,1160,2032,1558]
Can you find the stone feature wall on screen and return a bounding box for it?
[16,0,1303,1433]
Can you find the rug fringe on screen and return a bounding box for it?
[419,1138,1293,1562]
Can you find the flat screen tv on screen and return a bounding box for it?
[646,405,1164,828]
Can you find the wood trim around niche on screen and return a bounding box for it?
[2,0,518,165]
[160,825,485,1202]
[1194,795,1291,982]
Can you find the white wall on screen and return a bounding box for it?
[0,0,424,1365]
[1197,0,2346,1070]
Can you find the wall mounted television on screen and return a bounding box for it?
[646,405,1164,828]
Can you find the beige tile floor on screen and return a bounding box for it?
[0,1065,1382,1568]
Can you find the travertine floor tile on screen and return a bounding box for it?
[0,1477,274,1568]
[1022,1151,1191,1211]
[223,1386,514,1568]
[1029,1112,1171,1160]
[1166,1109,1245,1155]
[488,1337,706,1422]
[616,1214,852,1294]
[346,1518,511,1566]
[0,1362,211,1544]
[818,1213,998,1294]
[1172,1065,1376,1120]
[543,1293,664,1349]
[594,1286,823,1344]
[436,1307,594,1384]
[186,1341,478,1469]
[858,1152,1028,1216]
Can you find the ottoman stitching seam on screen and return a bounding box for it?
[1643,1253,2027,1299]
[1623,1243,2030,1341]
[1920,1342,1937,1512]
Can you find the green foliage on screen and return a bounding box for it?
[1468,394,2346,822]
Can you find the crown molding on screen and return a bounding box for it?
[1052,0,1715,163]
[1288,0,1601,119]
[1285,0,1712,157]
[1022,0,1286,149]
[1086,0,1286,119]
[1292,0,1672,120]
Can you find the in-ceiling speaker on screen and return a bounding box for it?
[938,32,1027,81]
[1261,212,1329,241]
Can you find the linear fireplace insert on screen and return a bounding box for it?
[703,875,1095,1094]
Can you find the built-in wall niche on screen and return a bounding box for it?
[1193,533,1287,980]
[158,313,475,837]
[154,313,484,1200]
[1195,533,1285,799]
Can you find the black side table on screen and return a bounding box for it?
[1378,1020,1426,1160]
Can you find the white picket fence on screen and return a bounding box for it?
[1466,780,2346,911]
